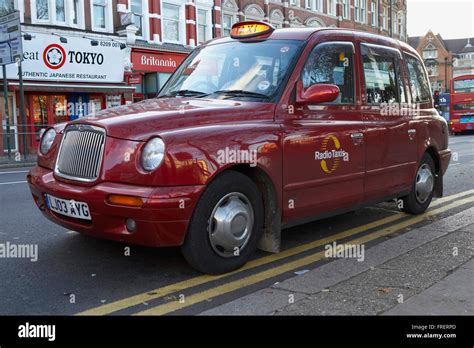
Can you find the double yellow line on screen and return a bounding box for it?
[77,189,474,316]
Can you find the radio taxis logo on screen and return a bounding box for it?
[43,44,66,70]
[315,135,349,174]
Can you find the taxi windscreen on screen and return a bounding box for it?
[159,40,303,101]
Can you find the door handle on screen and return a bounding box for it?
[350,132,364,145]
[408,129,416,140]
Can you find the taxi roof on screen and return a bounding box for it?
[206,26,419,56]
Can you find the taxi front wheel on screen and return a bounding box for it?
[181,171,264,274]
[401,153,435,215]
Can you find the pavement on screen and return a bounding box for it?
[201,210,474,315]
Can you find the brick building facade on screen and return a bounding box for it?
[409,31,474,93]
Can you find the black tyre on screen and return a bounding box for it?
[181,171,264,274]
[401,153,436,215]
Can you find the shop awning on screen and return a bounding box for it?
[8,82,136,93]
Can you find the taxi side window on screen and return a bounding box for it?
[404,54,432,103]
[302,42,355,104]
[361,43,406,104]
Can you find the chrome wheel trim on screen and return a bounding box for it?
[207,192,254,258]
[415,163,434,204]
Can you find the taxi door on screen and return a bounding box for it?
[358,42,417,201]
[281,40,366,224]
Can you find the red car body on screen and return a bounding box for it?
[28,26,451,261]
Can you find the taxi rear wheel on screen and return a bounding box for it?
[401,153,435,215]
[181,171,264,274]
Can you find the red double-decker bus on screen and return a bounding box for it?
[450,74,474,134]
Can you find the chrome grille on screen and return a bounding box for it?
[54,124,106,182]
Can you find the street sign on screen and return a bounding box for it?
[0,11,22,65]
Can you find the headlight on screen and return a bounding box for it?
[40,128,56,155]
[141,137,165,171]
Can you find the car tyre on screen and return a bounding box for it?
[401,153,436,215]
[181,171,264,274]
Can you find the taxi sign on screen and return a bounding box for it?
[230,21,275,39]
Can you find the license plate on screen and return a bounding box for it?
[467,124,473,129]
[45,194,91,221]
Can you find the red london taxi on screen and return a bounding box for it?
[28,22,451,274]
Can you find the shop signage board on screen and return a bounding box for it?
[131,50,187,73]
[0,32,126,83]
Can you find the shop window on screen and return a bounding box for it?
[1,95,17,153]
[32,95,48,137]
[145,73,159,97]
[106,95,122,108]
[52,95,68,124]
[89,96,103,115]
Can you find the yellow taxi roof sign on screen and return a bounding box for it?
[230,21,275,39]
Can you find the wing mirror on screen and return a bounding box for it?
[296,80,340,104]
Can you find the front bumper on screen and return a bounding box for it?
[27,166,205,247]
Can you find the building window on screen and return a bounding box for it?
[92,0,106,29]
[197,8,212,44]
[360,0,366,23]
[36,0,50,20]
[371,1,377,27]
[398,12,404,38]
[222,14,235,37]
[131,0,143,36]
[423,49,438,59]
[0,0,14,16]
[32,0,84,27]
[162,3,182,43]
[342,0,349,19]
[426,65,438,77]
[55,0,65,22]
[327,0,336,16]
[382,6,387,30]
[72,0,80,24]
[311,0,323,12]
[290,0,297,6]
[305,0,311,9]
[392,11,397,34]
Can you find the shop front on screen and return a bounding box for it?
[1,31,134,157]
[129,48,188,101]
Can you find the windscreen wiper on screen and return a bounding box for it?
[211,90,269,99]
[159,90,209,98]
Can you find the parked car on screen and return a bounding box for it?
[28,22,451,274]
